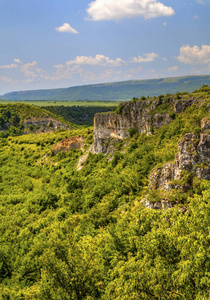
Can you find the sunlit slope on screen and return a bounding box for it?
[1,75,210,101]
[0,87,209,299]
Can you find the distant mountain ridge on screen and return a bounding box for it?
[1,75,210,101]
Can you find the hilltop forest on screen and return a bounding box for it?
[2,75,210,101]
[0,86,209,299]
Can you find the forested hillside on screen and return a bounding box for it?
[0,87,209,299]
[0,103,73,138]
[2,75,210,101]
[42,105,117,126]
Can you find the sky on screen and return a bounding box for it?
[0,0,210,94]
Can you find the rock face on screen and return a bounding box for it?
[143,199,178,210]
[145,119,210,209]
[149,119,210,192]
[23,118,67,134]
[52,137,84,154]
[94,97,200,154]
[175,132,210,181]
[174,99,197,113]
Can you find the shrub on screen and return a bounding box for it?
[48,120,54,128]
[158,94,164,101]
[128,127,138,137]
[169,112,176,119]
[112,152,121,168]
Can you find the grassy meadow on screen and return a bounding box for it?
[0,100,119,107]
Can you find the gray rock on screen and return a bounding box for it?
[93,98,204,154]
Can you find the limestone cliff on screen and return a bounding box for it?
[149,119,210,192]
[23,117,68,134]
[94,97,200,153]
[145,119,210,209]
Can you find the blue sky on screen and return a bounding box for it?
[0,0,210,94]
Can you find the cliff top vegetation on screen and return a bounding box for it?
[0,86,209,299]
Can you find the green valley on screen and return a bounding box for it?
[0,86,209,299]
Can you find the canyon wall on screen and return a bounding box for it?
[94,98,200,153]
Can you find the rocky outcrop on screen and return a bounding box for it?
[94,97,201,154]
[174,99,197,113]
[174,132,210,181]
[143,199,178,210]
[149,121,210,193]
[201,118,210,132]
[23,118,68,134]
[144,120,210,210]
[52,137,84,154]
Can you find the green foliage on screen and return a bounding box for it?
[128,127,138,137]
[115,102,125,114]
[176,92,181,99]
[169,112,176,119]
[158,94,164,101]
[43,105,117,126]
[2,75,210,101]
[0,103,73,138]
[111,151,122,167]
[0,92,209,299]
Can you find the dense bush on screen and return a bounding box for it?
[0,92,209,299]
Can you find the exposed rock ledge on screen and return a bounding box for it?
[23,118,67,134]
[94,98,201,154]
[145,119,210,209]
[52,136,84,154]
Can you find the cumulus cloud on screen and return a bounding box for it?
[177,44,210,64]
[86,0,175,21]
[66,54,125,67]
[55,23,79,34]
[0,52,162,89]
[131,53,158,63]
[168,66,178,72]
[0,76,17,83]
[13,58,23,64]
[0,63,18,69]
[20,61,38,78]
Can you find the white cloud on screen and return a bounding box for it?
[177,44,210,64]
[66,54,125,67]
[87,0,175,21]
[124,66,142,79]
[168,66,178,72]
[131,53,158,63]
[0,63,18,69]
[21,79,35,84]
[55,23,79,34]
[0,76,17,83]
[13,58,23,64]
[196,0,205,4]
[0,59,22,69]
[127,66,143,74]
[20,61,38,78]
[0,52,162,89]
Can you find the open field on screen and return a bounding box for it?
[0,100,119,107]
